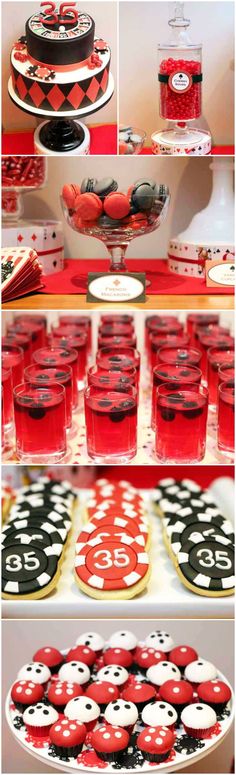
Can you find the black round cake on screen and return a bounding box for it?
[26,9,95,65]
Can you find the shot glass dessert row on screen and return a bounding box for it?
[1,476,78,600]
[1,312,234,464]
[153,477,235,597]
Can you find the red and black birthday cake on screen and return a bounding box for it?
[10,2,112,114]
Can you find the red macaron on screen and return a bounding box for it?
[104,192,130,220]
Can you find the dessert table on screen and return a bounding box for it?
[2,259,234,310]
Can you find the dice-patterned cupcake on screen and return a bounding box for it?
[122,682,156,713]
[85,681,120,712]
[91,724,130,762]
[104,698,138,733]
[33,647,64,675]
[65,695,100,731]
[23,703,58,737]
[142,700,178,731]
[47,681,84,713]
[137,725,175,763]
[181,703,217,739]
[49,717,86,757]
[197,680,232,715]
[11,680,44,712]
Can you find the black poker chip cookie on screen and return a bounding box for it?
[9,505,71,533]
[164,507,225,536]
[2,543,59,597]
[177,539,235,593]
[1,520,65,556]
[170,518,235,556]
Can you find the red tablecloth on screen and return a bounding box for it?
[2,129,233,156]
[2,125,117,155]
[95,465,234,488]
[42,258,233,296]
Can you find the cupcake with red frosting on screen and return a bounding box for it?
[66,645,96,668]
[103,648,133,669]
[121,681,156,713]
[137,725,175,763]
[85,680,120,712]
[159,680,193,720]
[11,680,44,712]
[49,717,86,757]
[134,647,165,675]
[181,703,217,739]
[33,647,64,675]
[47,681,84,713]
[197,680,232,715]
[91,724,130,762]
[23,702,59,738]
[169,646,198,675]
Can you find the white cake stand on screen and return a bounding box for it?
[8,74,114,156]
[168,157,235,277]
[151,124,211,156]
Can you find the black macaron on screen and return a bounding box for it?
[80,178,97,193]
[93,178,118,198]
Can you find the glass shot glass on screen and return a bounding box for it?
[84,385,138,463]
[217,380,235,459]
[24,364,73,430]
[14,382,67,463]
[155,382,208,462]
[151,363,202,430]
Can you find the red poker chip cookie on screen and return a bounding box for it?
[77,516,147,547]
[74,538,149,592]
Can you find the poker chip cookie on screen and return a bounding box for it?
[176,539,235,596]
[2,542,61,599]
[1,519,66,558]
[168,517,234,559]
[74,536,150,599]
[77,515,149,548]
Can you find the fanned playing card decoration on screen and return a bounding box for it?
[1,247,44,302]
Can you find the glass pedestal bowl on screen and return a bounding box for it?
[61,178,170,278]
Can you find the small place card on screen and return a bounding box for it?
[87,272,146,303]
[206,260,235,288]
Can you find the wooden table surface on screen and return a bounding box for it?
[2,293,234,311]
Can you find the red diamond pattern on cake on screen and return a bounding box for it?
[15,74,28,101]
[67,83,85,109]
[85,76,100,103]
[28,81,45,108]
[100,69,108,93]
[46,84,66,110]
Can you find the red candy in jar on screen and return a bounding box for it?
[158,8,202,122]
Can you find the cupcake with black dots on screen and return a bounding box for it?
[181,703,217,739]
[97,664,129,689]
[23,703,58,737]
[104,698,138,733]
[142,700,178,731]
[18,662,51,687]
[147,660,181,688]
[145,630,174,655]
[65,695,100,731]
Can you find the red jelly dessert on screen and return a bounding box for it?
[14,382,67,463]
[197,680,231,714]
[85,681,120,711]
[103,648,133,669]
[134,647,165,674]
[66,645,96,667]
[49,717,86,757]
[219,363,235,385]
[2,344,24,388]
[217,380,235,456]
[33,647,64,674]
[91,724,130,762]
[155,383,208,462]
[3,333,32,367]
[158,346,202,368]
[149,333,190,370]
[137,725,174,763]
[11,680,44,712]
[50,329,87,382]
[198,333,234,380]
[1,366,14,429]
[187,313,219,344]
[84,387,138,462]
[207,347,235,406]
[159,679,193,717]
[87,365,136,391]
[33,346,78,410]
[97,347,140,381]
[47,682,84,713]
[24,364,73,431]
[151,363,202,430]
[122,681,156,711]
[169,645,198,673]
[159,58,201,121]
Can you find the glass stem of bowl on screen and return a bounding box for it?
[107,244,128,272]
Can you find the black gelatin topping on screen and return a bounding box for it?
[98,400,113,407]
[180,369,191,376]
[19,396,34,405]
[28,408,46,420]
[183,406,203,419]
[109,410,124,423]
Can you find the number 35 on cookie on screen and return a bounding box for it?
[198,548,232,570]
[6,551,40,572]
[93,548,129,569]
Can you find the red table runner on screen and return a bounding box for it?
[2,129,233,156]
[2,125,117,156]
[41,258,233,295]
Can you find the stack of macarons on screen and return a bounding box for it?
[2,476,78,600]
[153,477,235,599]
[9,627,232,764]
[62,178,169,232]
[74,479,151,600]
